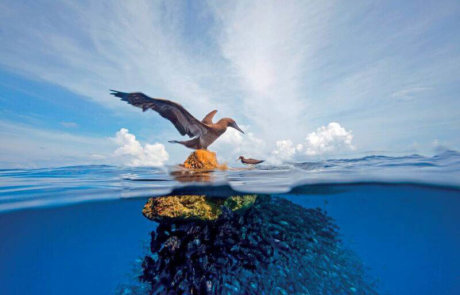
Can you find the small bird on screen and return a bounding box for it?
[238,156,264,165]
[110,90,244,150]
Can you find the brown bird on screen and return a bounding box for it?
[238,156,264,165]
[110,90,244,150]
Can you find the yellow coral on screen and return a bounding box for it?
[142,195,218,221]
[142,194,257,221]
[183,149,226,170]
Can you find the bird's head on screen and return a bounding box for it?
[237,156,244,161]
[222,118,244,134]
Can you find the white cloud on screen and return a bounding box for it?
[214,122,354,164]
[269,122,354,162]
[0,122,168,168]
[270,140,300,163]
[304,122,354,156]
[113,128,168,167]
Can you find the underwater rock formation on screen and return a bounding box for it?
[183,149,226,170]
[140,196,378,295]
[142,195,257,221]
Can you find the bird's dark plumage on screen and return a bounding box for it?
[238,156,264,165]
[110,90,209,138]
[111,90,244,150]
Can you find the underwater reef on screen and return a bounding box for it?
[142,195,257,221]
[139,195,378,295]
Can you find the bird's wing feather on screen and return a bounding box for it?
[201,110,217,124]
[111,90,209,137]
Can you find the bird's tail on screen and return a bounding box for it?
[110,89,131,102]
[168,138,201,149]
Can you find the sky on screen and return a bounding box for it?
[0,0,459,168]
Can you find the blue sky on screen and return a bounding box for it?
[0,0,459,168]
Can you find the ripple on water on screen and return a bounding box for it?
[0,151,459,213]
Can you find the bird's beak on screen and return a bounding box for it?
[231,122,245,134]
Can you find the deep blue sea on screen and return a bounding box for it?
[0,150,459,294]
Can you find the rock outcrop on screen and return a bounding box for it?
[183,149,227,170]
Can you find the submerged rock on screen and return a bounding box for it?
[183,149,227,170]
[140,196,378,295]
[142,195,257,221]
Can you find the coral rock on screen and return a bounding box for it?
[183,149,226,170]
[142,195,257,221]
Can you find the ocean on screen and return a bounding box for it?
[0,150,459,294]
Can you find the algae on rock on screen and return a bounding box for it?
[142,194,257,221]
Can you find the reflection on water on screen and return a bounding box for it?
[170,169,214,183]
[1,150,459,212]
[119,194,377,295]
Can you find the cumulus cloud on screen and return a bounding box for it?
[113,128,168,167]
[270,140,302,163]
[270,122,354,162]
[0,123,169,168]
[303,122,354,156]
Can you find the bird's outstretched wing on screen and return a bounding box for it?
[202,110,217,125]
[111,90,209,138]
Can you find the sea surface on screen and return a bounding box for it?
[0,151,459,294]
